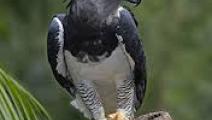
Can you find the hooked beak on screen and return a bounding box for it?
[127,0,142,6]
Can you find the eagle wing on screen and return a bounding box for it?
[47,14,76,97]
[117,8,147,109]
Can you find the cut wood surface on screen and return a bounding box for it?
[135,111,173,120]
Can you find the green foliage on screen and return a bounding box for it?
[0,68,51,120]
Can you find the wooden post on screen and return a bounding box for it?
[135,111,173,120]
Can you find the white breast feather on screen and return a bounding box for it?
[64,44,134,83]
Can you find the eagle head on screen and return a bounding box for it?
[67,0,141,30]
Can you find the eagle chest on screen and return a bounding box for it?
[64,43,134,113]
[64,43,134,82]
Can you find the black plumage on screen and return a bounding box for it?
[47,14,76,97]
[117,9,147,109]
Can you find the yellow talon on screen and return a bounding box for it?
[108,113,117,120]
[107,112,126,120]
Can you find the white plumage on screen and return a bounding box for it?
[64,39,135,113]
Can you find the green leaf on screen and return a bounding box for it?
[0,68,52,120]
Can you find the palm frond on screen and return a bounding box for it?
[0,68,52,120]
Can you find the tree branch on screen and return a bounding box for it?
[135,111,173,120]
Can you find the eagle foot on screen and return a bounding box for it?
[107,111,129,120]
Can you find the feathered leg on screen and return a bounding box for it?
[108,79,135,120]
[76,80,107,120]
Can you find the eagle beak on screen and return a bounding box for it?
[127,0,142,6]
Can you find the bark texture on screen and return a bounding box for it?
[135,111,173,120]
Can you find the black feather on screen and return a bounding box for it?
[47,14,76,97]
[117,8,147,110]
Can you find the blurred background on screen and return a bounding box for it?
[0,0,212,120]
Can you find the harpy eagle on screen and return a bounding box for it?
[47,0,147,120]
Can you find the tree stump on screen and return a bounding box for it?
[135,111,173,120]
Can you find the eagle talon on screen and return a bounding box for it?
[108,113,117,120]
[107,112,128,120]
